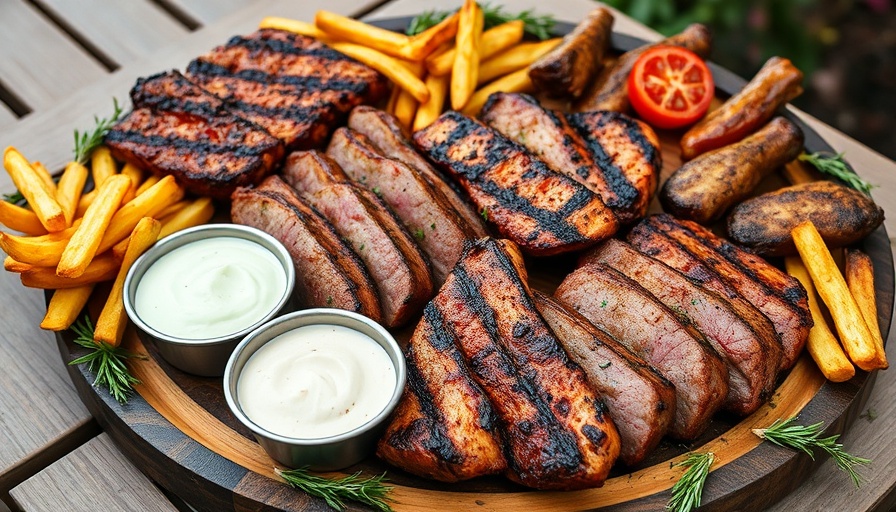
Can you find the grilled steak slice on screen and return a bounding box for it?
[414,111,619,256]
[534,292,675,464]
[186,29,389,150]
[435,238,620,490]
[584,240,781,415]
[282,151,433,327]
[377,302,506,482]
[347,106,488,237]
[105,70,283,199]
[566,110,662,222]
[630,214,811,369]
[231,175,381,321]
[555,263,728,440]
[327,127,476,285]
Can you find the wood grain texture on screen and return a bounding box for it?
[0,103,15,130]
[161,0,255,26]
[8,433,179,512]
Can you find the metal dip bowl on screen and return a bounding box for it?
[123,224,295,377]
[223,309,407,471]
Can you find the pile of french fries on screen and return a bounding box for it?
[260,1,561,131]
[0,146,214,346]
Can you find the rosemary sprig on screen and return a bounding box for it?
[798,151,875,194]
[73,98,123,165]
[753,416,870,487]
[3,191,25,204]
[68,316,142,404]
[666,452,714,512]
[407,3,555,40]
[276,467,393,512]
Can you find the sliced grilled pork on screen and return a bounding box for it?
[414,111,619,256]
[377,302,506,482]
[105,70,283,199]
[566,110,662,221]
[534,292,675,465]
[186,29,389,150]
[629,214,811,369]
[230,175,381,321]
[584,240,781,415]
[555,263,728,440]
[281,151,433,327]
[435,238,619,490]
[327,128,476,285]
[347,106,488,237]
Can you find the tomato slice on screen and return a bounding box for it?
[627,45,714,130]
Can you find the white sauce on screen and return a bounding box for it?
[135,236,287,340]
[237,324,397,439]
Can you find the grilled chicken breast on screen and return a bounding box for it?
[555,263,728,440]
[327,128,476,284]
[584,240,781,416]
[281,151,433,327]
[414,111,619,256]
[105,70,283,199]
[231,176,381,320]
[630,214,811,369]
[347,106,488,237]
[535,292,676,465]
[377,301,506,482]
[186,29,389,151]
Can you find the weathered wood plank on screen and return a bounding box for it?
[162,0,255,26]
[0,0,107,111]
[0,103,16,130]
[9,434,179,512]
[34,0,191,68]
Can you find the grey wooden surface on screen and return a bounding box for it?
[0,0,893,510]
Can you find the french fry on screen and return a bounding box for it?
[0,200,47,235]
[414,73,450,131]
[393,89,419,130]
[56,161,89,226]
[3,147,67,232]
[783,159,820,186]
[155,200,189,220]
[259,16,332,40]
[57,174,131,278]
[4,256,32,273]
[135,175,160,196]
[785,256,856,382]
[75,189,96,218]
[90,146,117,188]
[0,221,80,266]
[450,0,484,110]
[402,12,459,61]
[315,10,411,58]
[329,42,430,102]
[846,249,889,369]
[94,217,161,346]
[32,162,57,196]
[478,38,562,85]
[40,284,95,331]
[96,175,183,254]
[462,66,534,116]
[791,221,886,371]
[158,197,215,239]
[21,253,120,289]
[120,163,143,205]
[428,20,525,76]
[386,85,402,116]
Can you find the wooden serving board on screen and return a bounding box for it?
[57,22,894,511]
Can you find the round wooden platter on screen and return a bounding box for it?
[56,20,894,512]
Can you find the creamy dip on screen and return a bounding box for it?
[135,236,287,340]
[237,324,397,439]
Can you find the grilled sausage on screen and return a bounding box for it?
[681,57,804,160]
[231,175,381,321]
[528,6,614,99]
[660,117,804,224]
[727,180,885,257]
[534,292,676,464]
[555,263,728,440]
[347,106,488,237]
[574,23,712,113]
[414,111,619,256]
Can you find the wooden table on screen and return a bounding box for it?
[0,1,893,510]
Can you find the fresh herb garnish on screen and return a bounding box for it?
[480,206,489,221]
[68,316,142,404]
[3,191,25,204]
[276,467,393,512]
[413,228,426,240]
[798,152,874,194]
[73,98,123,165]
[666,452,714,512]
[753,416,870,487]
[407,3,555,40]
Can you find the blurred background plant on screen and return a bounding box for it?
[602,0,896,160]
